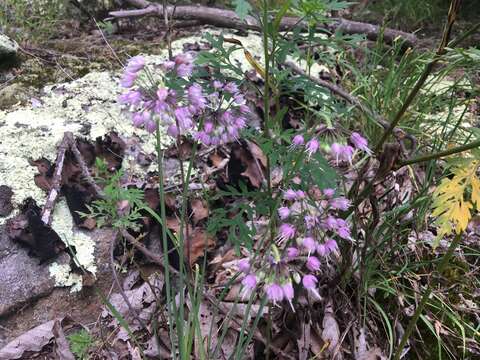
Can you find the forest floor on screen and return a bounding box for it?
[0,2,479,359]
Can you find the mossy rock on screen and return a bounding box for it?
[0,83,31,109]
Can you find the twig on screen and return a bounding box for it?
[109,231,148,330]
[285,61,417,151]
[64,132,105,198]
[110,1,417,47]
[41,135,69,225]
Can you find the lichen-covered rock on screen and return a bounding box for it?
[0,34,18,58]
[0,228,61,317]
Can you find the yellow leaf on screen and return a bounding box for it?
[471,175,480,207]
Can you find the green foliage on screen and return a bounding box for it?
[80,165,145,230]
[67,329,93,360]
[232,0,252,20]
[0,0,68,42]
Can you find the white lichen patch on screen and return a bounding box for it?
[48,263,83,293]
[0,29,276,290]
[50,200,96,274]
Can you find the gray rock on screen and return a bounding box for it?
[0,228,61,317]
[0,34,18,58]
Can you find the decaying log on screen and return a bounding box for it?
[109,0,417,47]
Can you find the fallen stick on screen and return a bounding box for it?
[40,135,70,225]
[64,132,105,198]
[40,132,105,226]
[109,0,417,47]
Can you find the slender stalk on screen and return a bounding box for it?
[262,0,271,195]
[155,121,176,359]
[393,233,462,360]
[399,138,480,167]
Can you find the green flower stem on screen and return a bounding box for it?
[393,233,462,360]
[399,138,480,167]
[155,121,176,359]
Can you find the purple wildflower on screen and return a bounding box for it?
[286,247,299,260]
[187,83,207,113]
[350,132,371,154]
[292,135,305,146]
[265,283,284,304]
[331,143,354,164]
[302,237,317,253]
[132,112,145,127]
[305,138,319,157]
[213,80,223,89]
[283,189,298,201]
[174,107,193,133]
[325,239,338,253]
[145,119,157,133]
[120,71,137,88]
[323,188,335,198]
[306,256,321,272]
[317,243,327,257]
[302,275,321,300]
[330,197,350,211]
[224,82,239,94]
[119,90,142,105]
[126,56,145,73]
[157,87,168,102]
[296,190,306,199]
[278,223,296,242]
[238,259,250,273]
[241,274,257,299]
[324,216,338,230]
[304,215,317,229]
[278,206,290,220]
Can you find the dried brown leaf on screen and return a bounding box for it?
[185,228,215,266]
[191,198,209,224]
[0,319,59,359]
[52,320,75,360]
[321,301,340,352]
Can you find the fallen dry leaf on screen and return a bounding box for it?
[185,228,215,266]
[0,319,60,359]
[191,198,209,224]
[53,320,75,360]
[209,152,227,168]
[229,142,265,188]
[322,301,340,352]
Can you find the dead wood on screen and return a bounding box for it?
[109,0,417,47]
[40,136,69,225]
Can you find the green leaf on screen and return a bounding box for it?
[302,152,338,189]
[232,0,252,21]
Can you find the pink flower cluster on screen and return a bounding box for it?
[119,54,249,145]
[291,132,371,164]
[240,187,352,309]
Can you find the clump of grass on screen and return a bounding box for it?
[0,0,68,43]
